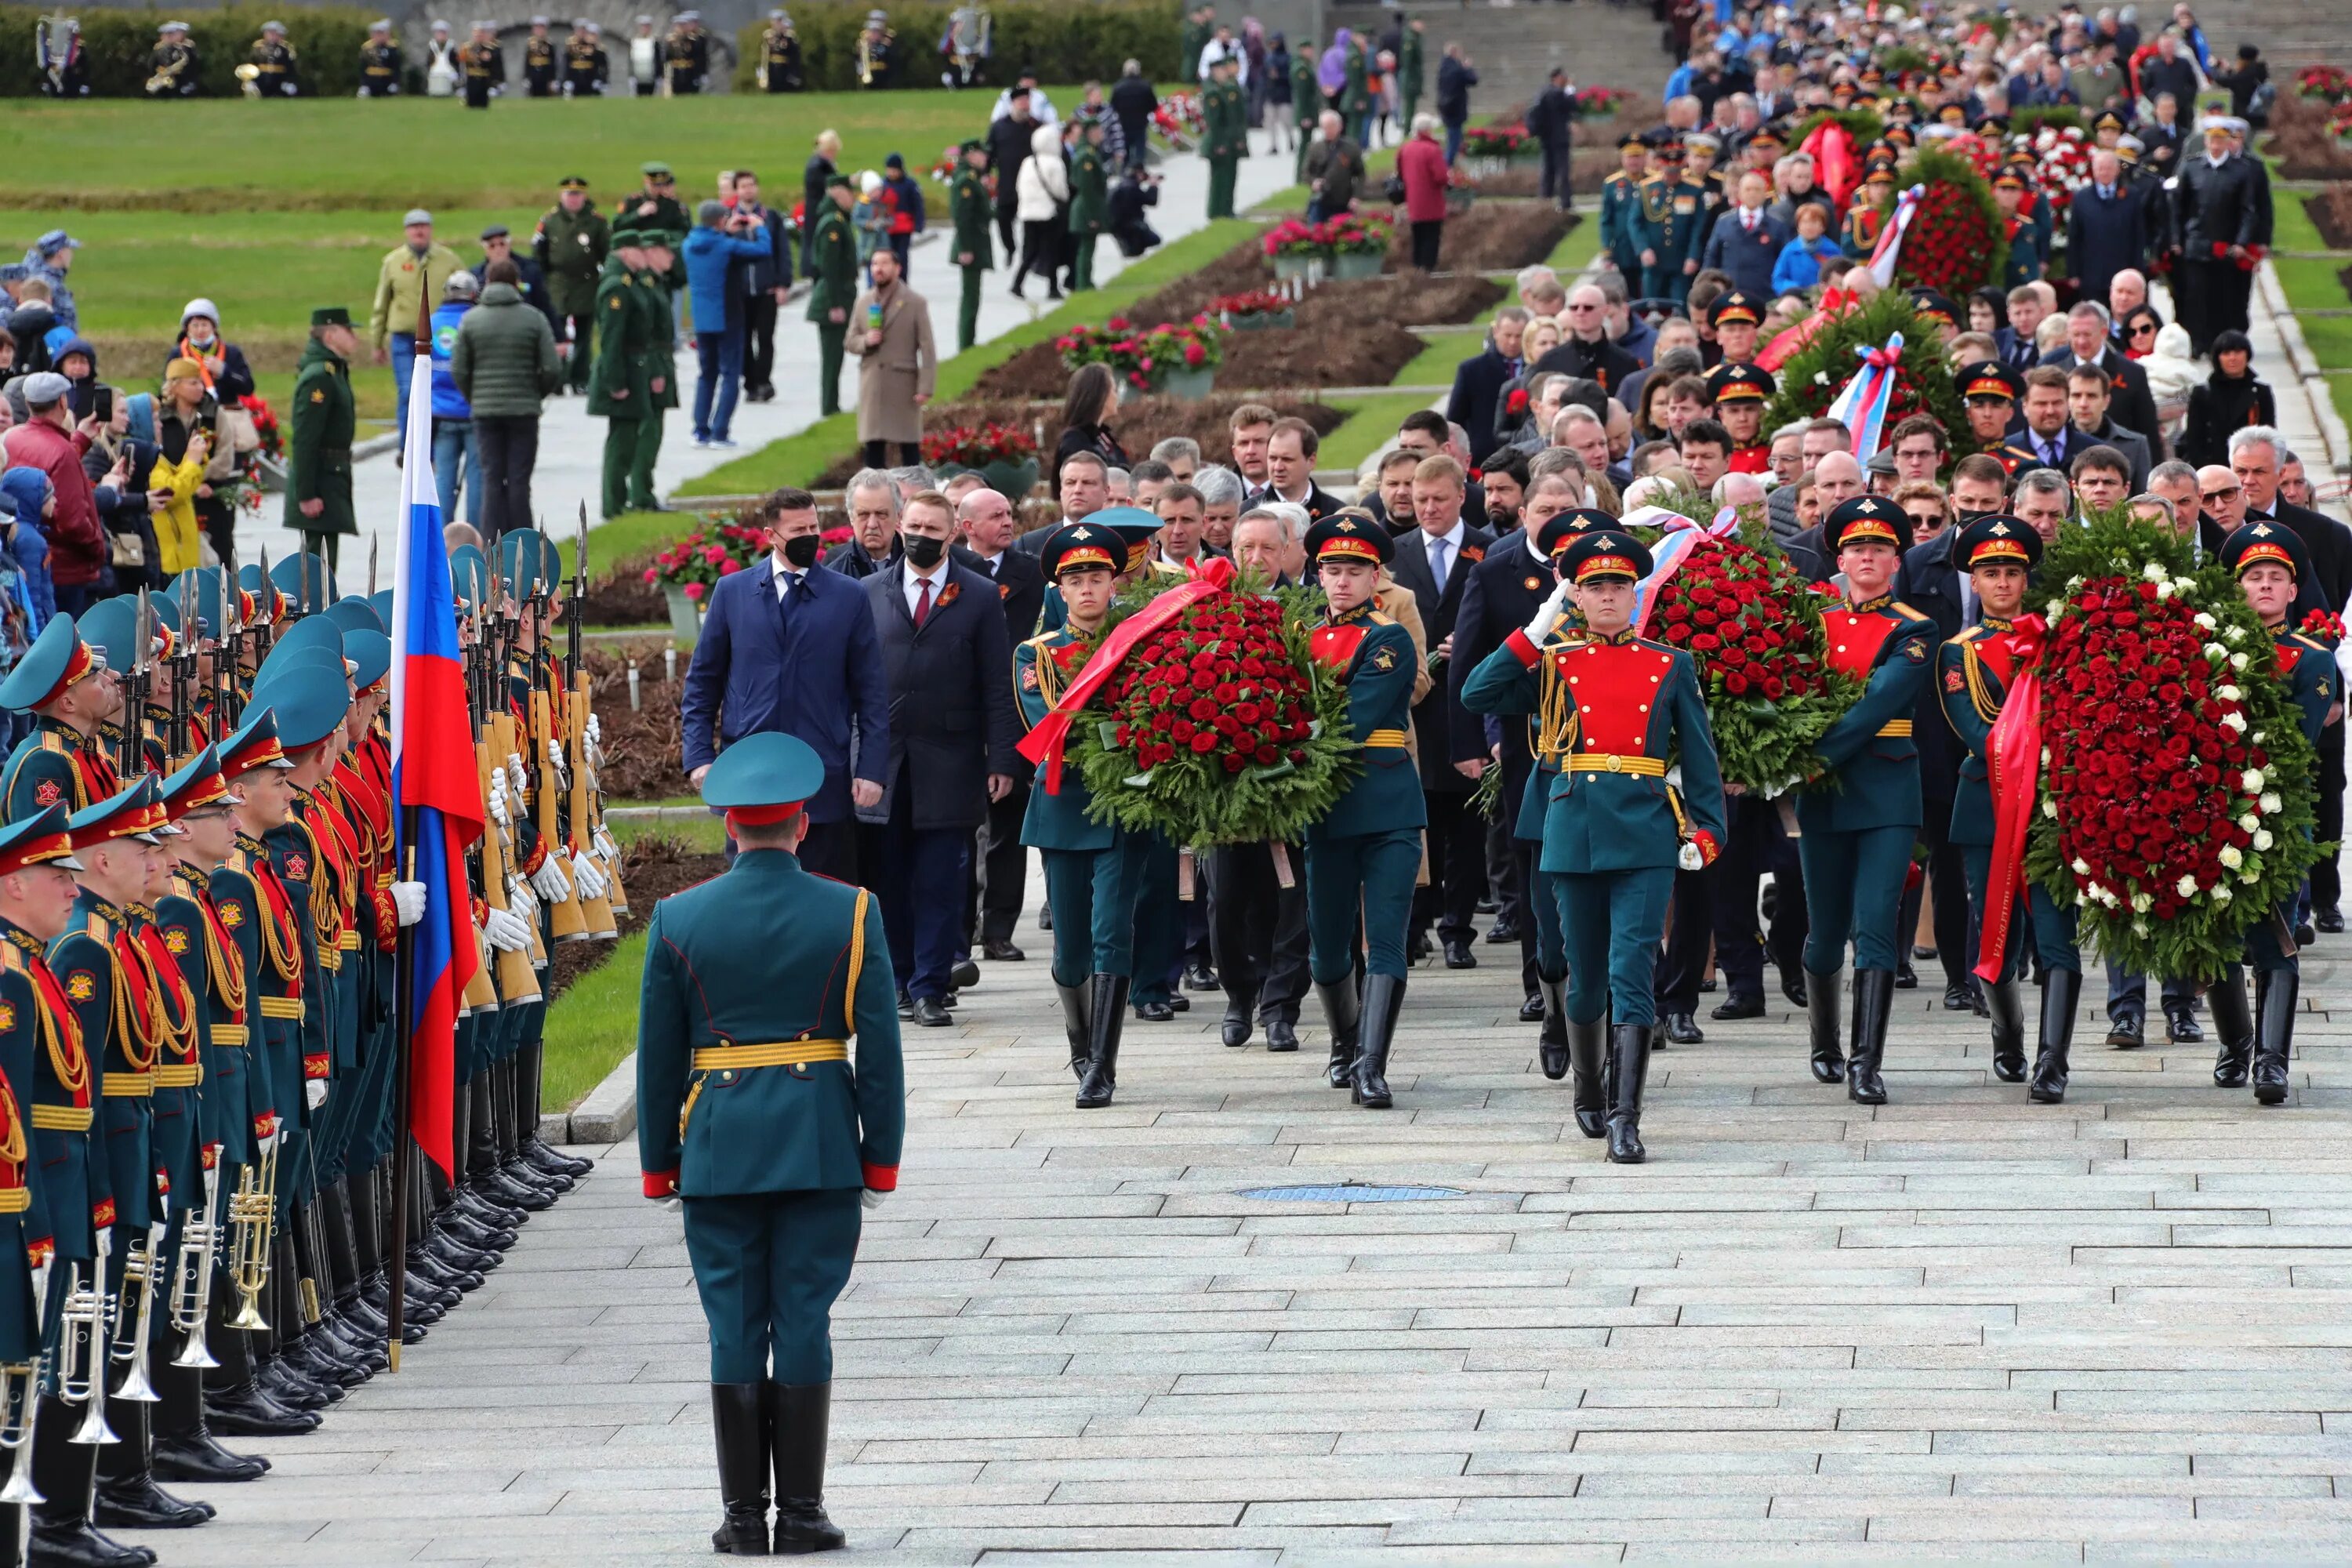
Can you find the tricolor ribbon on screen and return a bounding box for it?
[1975,614,2047,983]
[1630,518,1714,638]
[1824,332,1907,460]
[1016,556,1236,795]
[1865,183,1927,289]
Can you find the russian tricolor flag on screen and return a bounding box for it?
[389,350,481,1180]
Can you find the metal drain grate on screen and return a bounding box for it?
[1238,1183,1466,1203]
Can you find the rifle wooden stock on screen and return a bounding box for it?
[578,671,629,916]
[489,710,550,966]
[568,676,619,938]
[474,739,540,1006]
[528,688,591,943]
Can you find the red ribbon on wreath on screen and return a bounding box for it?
[1976,613,2047,982]
[1017,557,1237,794]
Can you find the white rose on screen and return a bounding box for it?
[2143,561,2167,583]
[2220,845,2245,869]
[2223,624,2247,644]
[2242,868,2262,884]
[2154,580,2176,601]
[2254,829,2274,851]
[2172,578,2198,597]
[2230,653,2250,673]
[2261,792,2282,814]
[2244,769,2266,792]
[2042,799,2059,818]
[2252,731,2267,746]
[2239,812,2261,833]
[2085,880,2107,905]
[2219,685,2242,702]
[2205,643,2229,662]
[2213,885,2234,904]
[2131,892,2153,913]
[2177,874,2199,898]
[2194,612,2218,630]
[1814,370,1831,387]
[2071,857,2090,875]
[2221,711,2248,733]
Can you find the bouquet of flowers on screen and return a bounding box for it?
[1325,210,1391,256]
[1056,564,1361,844]
[2024,512,2327,978]
[1870,143,2007,298]
[1759,289,1969,457]
[1459,125,1530,159]
[925,150,959,186]
[2299,64,2352,103]
[1262,218,1330,259]
[643,519,769,602]
[1153,92,1204,151]
[1575,85,1628,117]
[920,420,1037,471]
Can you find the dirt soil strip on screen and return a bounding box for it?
[543,837,728,1004]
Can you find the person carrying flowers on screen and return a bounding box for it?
[1797,497,1938,1105]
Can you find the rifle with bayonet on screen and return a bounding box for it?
[566,506,624,925]
[120,589,153,779]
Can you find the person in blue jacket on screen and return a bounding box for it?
[682,199,779,449]
[426,270,482,526]
[1770,201,1847,296]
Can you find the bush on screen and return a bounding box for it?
[728,0,1178,94]
[5,4,380,97]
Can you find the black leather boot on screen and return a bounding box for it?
[517,1036,593,1178]
[1805,967,1842,1083]
[1537,975,1568,1080]
[1076,975,1127,1109]
[1054,982,1091,1078]
[1567,1016,1606,1140]
[1314,979,1359,1089]
[30,1388,151,1567]
[1983,975,2028,1083]
[2211,964,2256,1087]
[768,1382,846,1554]
[2030,967,2079,1104]
[1604,1024,1652,1164]
[709,1383,771,1555]
[1846,969,1893,1105]
[151,1355,265,1485]
[2252,967,2298,1105]
[1352,975,1403,1109]
[94,1392,212,1530]
[1220,983,1258,1048]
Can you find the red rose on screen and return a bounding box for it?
[1189,731,1218,754]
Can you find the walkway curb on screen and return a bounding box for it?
[540,1048,637,1146]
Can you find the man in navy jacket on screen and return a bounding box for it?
[1698,169,1790,303]
[681,486,892,883]
[1446,310,1527,466]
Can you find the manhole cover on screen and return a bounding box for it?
[1238,1183,1465,1203]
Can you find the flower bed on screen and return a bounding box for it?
[1458,124,1532,162]
[1211,290,1298,329]
[2266,88,2352,180]
[809,394,1346,488]
[1054,314,1229,394]
[644,517,771,603]
[2310,186,2352,249]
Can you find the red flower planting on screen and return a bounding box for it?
[921,421,1037,470]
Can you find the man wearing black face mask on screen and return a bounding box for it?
[859,491,1023,1027]
[681,485,894,883]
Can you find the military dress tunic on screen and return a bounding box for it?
[637,851,906,1385]
[3,922,103,1280]
[1938,618,2081,975]
[1,720,111,826]
[1461,625,1727,1028]
[1303,603,1425,985]
[1797,595,1935,975]
[51,895,158,1269]
[0,990,46,1367]
[1015,628,1144,988]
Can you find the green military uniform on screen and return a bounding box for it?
[1298,514,1426,1111]
[1203,70,1247,220]
[533,183,611,394]
[1290,45,1319,179]
[1398,22,1425,124]
[637,731,902,1558]
[287,309,357,572]
[1340,38,1370,135]
[1068,133,1109,292]
[631,247,678,514]
[1461,529,1726,1164]
[1180,12,1210,79]
[1939,516,2082,1104]
[1798,498,1936,1104]
[947,147,993,351]
[587,238,652,520]
[1634,166,1692,303]
[804,189,858,419]
[1598,140,1647,283]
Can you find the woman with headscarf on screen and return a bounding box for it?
[169,298,256,401]
[2183,328,2276,467]
[1319,28,1351,117]
[2138,318,2202,445]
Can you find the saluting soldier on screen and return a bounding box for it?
[1798,497,1936,1104]
[1939,515,2081,1102]
[637,732,903,1558]
[805,178,859,419]
[521,15,557,95]
[588,228,654,521]
[286,307,359,573]
[1068,116,1109,292]
[146,20,198,98]
[249,20,299,96]
[1,618,117,826]
[663,11,709,93]
[1299,512,1426,1111]
[1600,133,1649,284]
[1461,529,1727,1164]
[1202,54,1247,220]
[458,20,503,109]
[760,9,803,91]
[563,19,607,95]
[358,18,401,95]
[947,139,993,352]
[534,177,610,397]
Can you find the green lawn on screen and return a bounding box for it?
[541,929,647,1112]
[1318,390,1446,472]
[2259,174,2352,430]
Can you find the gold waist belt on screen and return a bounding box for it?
[691,1040,849,1071]
[1563,753,1668,777]
[212,1025,249,1047]
[338,931,362,952]
[30,1106,91,1132]
[258,996,304,1020]
[101,1073,154,1098]
[1878,720,1914,738]
[0,1189,28,1214]
[1360,729,1410,749]
[154,1064,202,1088]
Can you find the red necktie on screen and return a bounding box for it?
[914,576,934,628]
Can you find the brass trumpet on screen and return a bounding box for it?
[226,1138,278,1332]
[59,1237,114,1446]
[168,1163,221,1369]
[106,1220,165,1406]
[0,1258,50,1506]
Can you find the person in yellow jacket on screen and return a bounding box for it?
[366,208,463,434]
[144,420,209,576]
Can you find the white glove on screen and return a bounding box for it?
[586,713,602,749]
[860,1188,887,1211]
[305,1080,328,1110]
[486,773,510,829]
[1678,841,1705,872]
[1523,578,1573,645]
[506,874,535,913]
[593,826,619,862]
[390,880,426,927]
[483,905,532,952]
[659,1196,684,1214]
[546,738,571,789]
[506,753,528,800]
[529,855,572,904]
[570,851,608,901]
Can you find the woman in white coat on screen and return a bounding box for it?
[1012,119,1071,301]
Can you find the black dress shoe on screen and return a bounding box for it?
[205,1387,320,1436]
[982,938,1026,960]
[895,994,914,1020]
[152,1428,268,1484]
[2104,1011,2143,1049]
[941,989,959,1009]
[913,997,954,1027]
[1711,993,1764,1020]
[950,959,982,989]
[1134,1000,1174,1022]
[1168,993,1189,1012]
[29,1519,153,1566]
[1943,983,1973,1011]
[1265,1018,1298,1052]
[2320,907,2345,934]
[2297,922,2318,946]
[1780,971,1808,1008]
[1485,920,1519,944]
[2165,1003,2203,1044]
[1407,933,1432,963]
[1698,977,1717,993]
[1662,1011,1704,1045]
[1038,904,1053,931]
[1443,938,1477,970]
[1220,1007,1252,1047]
[1894,961,1918,989]
[1185,961,1218,990]
[1518,993,1546,1022]
[95,1477,212,1530]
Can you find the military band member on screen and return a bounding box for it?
[563,19,607,95]
[0,808,54,1564]
[522,15,557,95]
[249,20,299,96]
[663,11,709,94]
[1461,529,1727,1163]
[856,9,895,88]
[458,20,503,109]
[1939,515,2082,1102]
[147,20,198,98]
[760,9,803,91]
[1300,513,1426,1110]
[359,18,401,95]
[1798,497,1936,1103]
[2,618,117,826]
[637,732,903,1557]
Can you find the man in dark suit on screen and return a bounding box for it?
[2038,302,2164,461]
[2172,114,2266,354]
[1446,309,1528,467]
[1697,166,1790,303]
[2064,149,2154,312]
[953,484,1046,961]
[1386,452,1493,967]
[681,486,892,884]
[858,491,1022,1025]
[2006,365,2103,477]
[1527,67,1577,208]
[1526,280,1640,401]
[1251,415,1344,521]
[1992,284,2045,373]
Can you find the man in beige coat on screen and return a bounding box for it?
[849,246,937,467]
[368,207,463,435]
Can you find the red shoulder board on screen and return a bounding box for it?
[1310,624,1369,671]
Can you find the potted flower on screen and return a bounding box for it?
[1459,123,1533,174]
[1261,217,1330,282]
[644,517,767,645]
[922,419,1042,497]
[1212,289,1297,331]
[1325,211,1391,281]
[1575,85,1628,118]
[1104,316,1229,401]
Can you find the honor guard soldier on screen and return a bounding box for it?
[1938,515,2082,1102]
[805,180,859,420]
[2,618,116,826]
[1993,166,2043,285]
[1201,54,1246,221]
[1954,359,2027,478]
[562,19,606,95]
[458,20,503,109]
[537,177,611,397]
[663,11,709,93]
[147,20,198,97]
[1906,287,1959,343]
[359,18,400,95]
[1300,513,1426,1110]
[947,140,993,351]
[1461,529,1727,1163]
[78,598,168,780]
[637,732,904,1558]
[855,10,895,87]
[1844,158,1896,256]
[1706,288,1765,369]
[760,9,803,91]
[2215,522,2332,1102]
[1706,361,1776,472]
[249,20,299,96]
[1014,525,1142,1103]
[0,809,54,1565]
[522,15,557,95]
[1798,497,1936,1103]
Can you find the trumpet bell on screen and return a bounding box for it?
[66,1394,114,1447]
[226,1284,268,1333]
[0,1461,43,1505]
[170,1327,219,1370]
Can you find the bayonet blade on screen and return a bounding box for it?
[135,589,153,677]
[368,536,379,601]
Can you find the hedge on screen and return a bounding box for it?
[5,4,380,98]
[728,0,1178,94]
